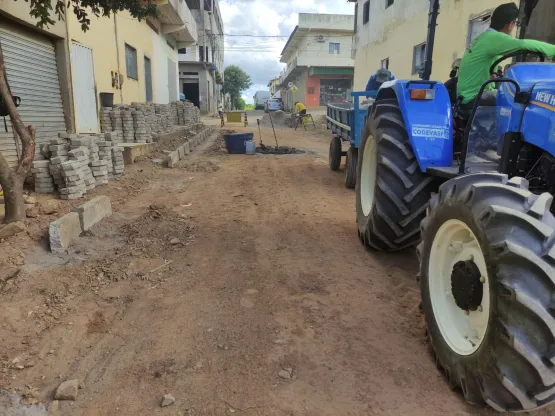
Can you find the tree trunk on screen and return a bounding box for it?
[0,166,25,222]
[0,37,36,224]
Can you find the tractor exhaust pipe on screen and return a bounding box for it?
[421,0,440,81]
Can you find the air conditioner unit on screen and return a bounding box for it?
[316,35,325,43]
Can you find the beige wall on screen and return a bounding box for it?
[0,0,66,39]
[353,0,510,91]
[67,11,154,106]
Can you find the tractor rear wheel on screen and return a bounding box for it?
[418,172,555,412]
[356,99,436,251]
[329,136,342,171]
[344,147,357,189]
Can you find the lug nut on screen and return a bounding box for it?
[480,276,486,283]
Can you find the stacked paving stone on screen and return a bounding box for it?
[59,146,90,200]
[68,137,96,192]
[155,104,172,131]
[110,108,124,138]
[132,108,148,143]
[97,139,113,180]
[121,108,135,143]
[100,107,112,132]
[32,160,55,194]
[49,135,72,189]
[177,102,186,125]
[170,102,179,125]
[112,146,125,176]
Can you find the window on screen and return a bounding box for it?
[412,43,426,74]
[386,0,394,8]
[329,42,340,55]
[381,58,389,69]
[178,48,187,54]
[125,44,138,80]
[363,1,370,24]
[199,45,205,62]
[468,13,492,46]
[205,46,209,62]
[308,87,315,94]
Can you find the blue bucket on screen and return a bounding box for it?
[224,133,254,154]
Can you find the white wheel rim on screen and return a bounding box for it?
[429,219,490,356]
[360,134,377,216]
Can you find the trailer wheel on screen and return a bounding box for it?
[356,99,436,251]
[418,173,555,412]
[329,136,342,171]
[344,147,358,189]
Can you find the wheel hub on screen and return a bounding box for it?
[451,260,483,312]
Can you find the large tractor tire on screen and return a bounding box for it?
[344,147,358,189]
[329,136,342,171]
[356,98,436,251]
[418,172,555,412]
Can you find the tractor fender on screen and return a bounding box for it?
[375,80,453,172]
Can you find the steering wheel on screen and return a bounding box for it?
[490,50,546,75]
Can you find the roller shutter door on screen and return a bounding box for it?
[0,24,66,166]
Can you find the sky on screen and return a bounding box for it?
[219,0,355,104]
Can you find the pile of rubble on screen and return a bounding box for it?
[32,132,125,199]
[99,101,200,143]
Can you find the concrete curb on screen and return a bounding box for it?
[71,196,112,231]
[49,196,113,253]
[165,127,214,168]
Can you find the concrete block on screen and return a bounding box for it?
[72,195,112,231]
[178,146,185,159]
[166,150,179,168]
[184,141,190,154]
[49,212,82,253]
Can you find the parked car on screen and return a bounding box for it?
[265,98,283,112]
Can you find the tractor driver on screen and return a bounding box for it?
[457,2,555,110]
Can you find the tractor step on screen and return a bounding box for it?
[427,162,498,179]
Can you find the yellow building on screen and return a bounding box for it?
[0,0,197,164]
[350,0,516,91]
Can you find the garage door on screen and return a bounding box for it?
[0,24,66,166]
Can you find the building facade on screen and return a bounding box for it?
[350,0,517,91]
[0,0,197,165]
[267,77,281,98]
[178,0,224,114]
[279,13,355,111]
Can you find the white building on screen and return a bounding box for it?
[178,0,224,114]
[279,13,355,111]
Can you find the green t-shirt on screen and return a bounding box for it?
[457,29,555,103]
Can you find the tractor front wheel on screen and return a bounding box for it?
[356,99,436,251]
[419,172,555,412]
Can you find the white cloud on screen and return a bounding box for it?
[220,0,355,103]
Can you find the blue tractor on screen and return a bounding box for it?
[356,0,555,412]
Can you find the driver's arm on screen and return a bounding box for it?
[488,31,555,59]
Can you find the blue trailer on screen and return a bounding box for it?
[326,91,372,189]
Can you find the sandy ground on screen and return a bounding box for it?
[0,120,548,415]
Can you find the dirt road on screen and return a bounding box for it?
[0,122,545,415]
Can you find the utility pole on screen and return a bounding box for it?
[208,0,217,117]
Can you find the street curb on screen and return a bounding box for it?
[165,127,215,168]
